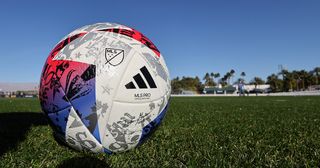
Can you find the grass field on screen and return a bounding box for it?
[0,96,320,167]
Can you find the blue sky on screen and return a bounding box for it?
[0,0,319,83]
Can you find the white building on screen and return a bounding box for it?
[233,84,271,91]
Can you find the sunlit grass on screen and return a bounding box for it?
[0,96,320,167]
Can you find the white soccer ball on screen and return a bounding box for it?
[39,23,171,153]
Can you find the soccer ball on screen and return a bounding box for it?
[39,23,170,154]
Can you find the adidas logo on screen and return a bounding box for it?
[125,66,157,89]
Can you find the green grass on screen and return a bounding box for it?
[0,98,41,113]
[0,96,320,167]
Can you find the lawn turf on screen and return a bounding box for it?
[0,96,320,167]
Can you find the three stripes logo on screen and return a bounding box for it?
[125,66,157,89]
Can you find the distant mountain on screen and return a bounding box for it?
[0,83,38,92]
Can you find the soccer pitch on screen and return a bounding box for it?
[0,96,320,167]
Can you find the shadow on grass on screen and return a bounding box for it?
[57,156,109,168]
[0,112,48,157]
[0,112,110,167]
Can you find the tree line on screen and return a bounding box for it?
[171,67,320,94]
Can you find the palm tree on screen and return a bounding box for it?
[210,72,215,86]
[267,73,280,92]
[225,72,232,85]
[214,73,220,85]
[292,70,300,91]
[314,67,320,85]
[298,70,311,90]
[278,69,288,80]
[251,77,265,85]
[230,69,235,74]
[240,72,246,81]
[281,70,294,91]
[230,69,235,84]
[220,76,227,87]
[203,73,210,86]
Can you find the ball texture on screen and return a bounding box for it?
[39,23,170,153]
